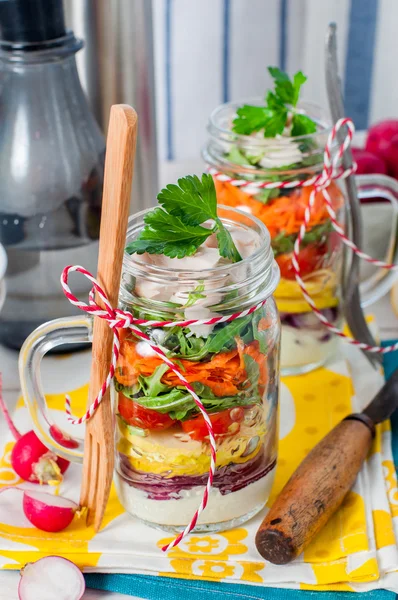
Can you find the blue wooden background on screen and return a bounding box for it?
[152,0,395,161]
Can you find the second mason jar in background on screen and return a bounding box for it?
[204,100,344,375]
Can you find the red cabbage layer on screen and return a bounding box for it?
[117,449,276,500]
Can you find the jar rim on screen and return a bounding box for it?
[122,205,280,308]
[124,205,271,274]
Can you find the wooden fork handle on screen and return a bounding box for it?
[80,105,137,530]
[255,415,374,565]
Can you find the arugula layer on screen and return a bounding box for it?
[115,304,269,421]
[232,67,317,138]
[126,174,242,263]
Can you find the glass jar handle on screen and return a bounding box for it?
[355,174,398,307]
[18,315,93,463]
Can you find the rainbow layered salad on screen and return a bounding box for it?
[114,174,279,531]
[210,67,344,372]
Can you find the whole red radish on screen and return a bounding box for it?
[365,119,398,174]
[0,376,69,484]
[23,490,77,532]
[380,133,398,179]
[351,147,387,175]
[12,430,70,484]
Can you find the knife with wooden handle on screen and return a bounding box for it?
[255,368,398,565]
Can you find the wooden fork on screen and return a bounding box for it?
[80,105,138,530]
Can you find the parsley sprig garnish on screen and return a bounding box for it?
[232,67,317,138]
[126,174,242,262]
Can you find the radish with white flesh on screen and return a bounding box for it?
[0,487,78,532]
[19,556,85,600]
[23,490,77,532]
[0,377,69,483]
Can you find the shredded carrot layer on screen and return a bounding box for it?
[115,336,267,397]
[214,179,344,238]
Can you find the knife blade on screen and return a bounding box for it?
[255,368,398,565]
[363,365,398,424]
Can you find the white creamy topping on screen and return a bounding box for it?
[133,228,260,314]
[140,246,221,272]
[135,341,158,358]
[184,305,219,338]
[229,227,258,259]
[258,136,303,169]
[133,279,175,303]
[236,204,253,214]
[280,325,338,371]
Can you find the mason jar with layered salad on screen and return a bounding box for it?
[114,206,280,531]
[203,98,345,375]
[19,192,281,534]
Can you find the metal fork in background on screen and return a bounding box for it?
[80,105,138,529]
[325,24,382,368]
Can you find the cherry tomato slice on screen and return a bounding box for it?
[276,243,328,280]
[118,395,175,430]
[181,407,244,442]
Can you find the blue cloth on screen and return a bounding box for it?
[85,343,398,599]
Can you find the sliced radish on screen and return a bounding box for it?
[49,424,79,449]
[23,490,77,532]
[0,487,78,532]
[19,556,85,600]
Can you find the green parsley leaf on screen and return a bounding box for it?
[215,217,242,262]
[125,207,213,258]
[291,113,317,136]
[232,66,315,138]
[268,67,307,108]
[267,67,294,105]
[232,105,273,135]
[262,108,288,137]
[266,90,285,111]
[292,71,307,106]
[126,174,242,263]
[157,174,217,225]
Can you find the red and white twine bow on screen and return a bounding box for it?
[61,265,267,550]
[210,117,398,354]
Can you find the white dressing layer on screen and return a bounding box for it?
[280,325,338,370]
[115,467,275,527]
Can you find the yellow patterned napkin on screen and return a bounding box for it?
[1,348,398,592]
